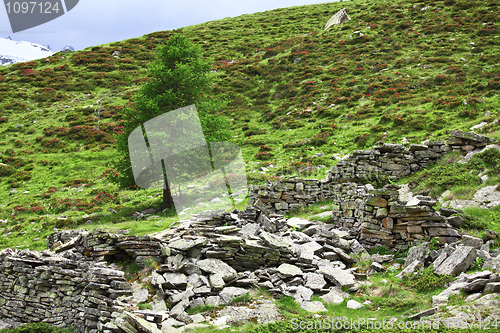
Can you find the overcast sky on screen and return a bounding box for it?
[1,0,339,51]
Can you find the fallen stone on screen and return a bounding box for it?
[209,273,225,291]
[197,258,237,282]
[473,185,500,208]
[446,216,465,229]
[484,282,500,294]
[435,246,476,276]
[320,289,345,305]
[301,301,327,313]
[324,7,350,31]
[319,266,355,288]
[287,217,314,229]
[404,242,429,268]
[277,263,303,278]
[407,307,438,320]
[219,287,249,304]
[205,296,222,307]
[304,273,327,290]
[259,231,292,252]
[123,312,162,333]
[346,300,364,310]
[397,260,423,279]
[370,262,387,273]
[464,279,489,292]
[163,273,188,289]
[462,235,483,249]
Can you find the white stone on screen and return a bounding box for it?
[346,300,364,310]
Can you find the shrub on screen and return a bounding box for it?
[0,163,15,176]
[403,266,454,292]
[255,151,273,160]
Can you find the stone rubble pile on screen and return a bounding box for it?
[44,209,373,332]
[0,248,132,332]
[250,130,496,215]
[396,236,500,307]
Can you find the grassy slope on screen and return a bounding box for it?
[0,0,499,250]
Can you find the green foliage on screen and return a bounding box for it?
[403,267,454,292]
[0,323,75,333]
[112,33,230,194]
[469,257,485,272]
[459,206,500,232]
[231,293,252,304]
[138,302,152,310]
[374,295,419,312]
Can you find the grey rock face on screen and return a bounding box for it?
[435,246,476,276]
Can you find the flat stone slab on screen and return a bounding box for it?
[312,211,333,220]
[259,231,292,252]
[435,246,476,276]
[301,301,327,313]
[287,217,314,229]
[442,200,480,210]
[319,266,355,288]
[197,258,237,281]
[168,238,207,251]
[407,307,438,320]
[277,263,303,277]
[450,130,490,143]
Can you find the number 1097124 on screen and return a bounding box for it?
[5,1,61,14]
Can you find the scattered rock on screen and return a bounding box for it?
[346,300,364,310]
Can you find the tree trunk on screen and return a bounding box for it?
[163,186,175,210]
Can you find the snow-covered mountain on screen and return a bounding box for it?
[0,36,55,66]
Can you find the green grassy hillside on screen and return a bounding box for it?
[0,0,499,250]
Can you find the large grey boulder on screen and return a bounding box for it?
[197,258,237,281]
[318,266,355,288]
[404,242,429,268]
[304,273,327,290]
[324,8,350,31]
[435,246,476,276]
[321,289,345,305]
[462,235,483,249]
[473,185,500,208]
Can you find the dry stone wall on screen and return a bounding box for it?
[250,130,494,215]
[0,249,132,332]
[329,183,460,249]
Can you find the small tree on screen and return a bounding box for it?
[113,33,229,210]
